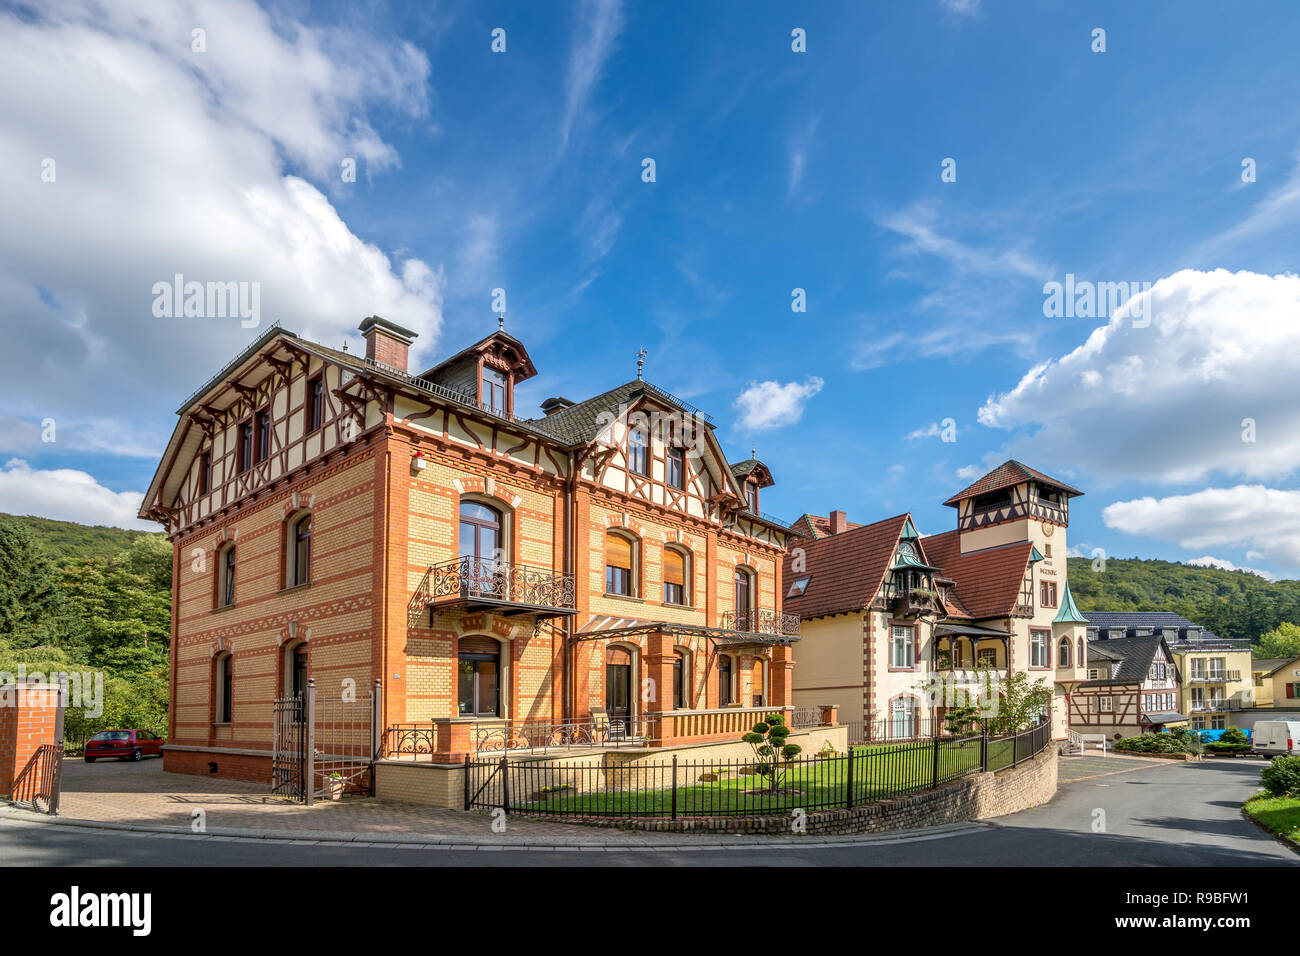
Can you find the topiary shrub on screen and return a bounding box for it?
[1261,755,1300,797]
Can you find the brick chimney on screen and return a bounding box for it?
[829,510,848,535]
[358,315,418,373]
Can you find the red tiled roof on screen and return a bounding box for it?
[920,529,1034,620]
[782,514,909,620]
[791,513,865,539]
[942,460,1083,508]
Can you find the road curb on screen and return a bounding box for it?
[0,806,987,851]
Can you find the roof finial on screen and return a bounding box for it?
[635,346,648,381]
[342,340,348,353]
[498,314,505,331]
[751,447,757,459]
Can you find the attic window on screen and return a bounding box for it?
[481,367,507,415]
[746,482,758,513]
[787,575,811,598]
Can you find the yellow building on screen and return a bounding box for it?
[1253,656,1300,709]
[1083,613,1251,731]
[784,461,1088,742]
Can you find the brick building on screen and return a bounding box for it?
[140,317,799,780]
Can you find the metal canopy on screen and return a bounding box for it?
[933,621,1011,638]
[572,620,798,647]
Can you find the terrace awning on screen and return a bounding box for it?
[574,614,799,647]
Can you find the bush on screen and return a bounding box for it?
[1205,741,1251,755]
[1114,731,1204,755]
[1261,756,1300,797]
[1221,727,1249,746]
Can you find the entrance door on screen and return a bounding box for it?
[605,647,632,734]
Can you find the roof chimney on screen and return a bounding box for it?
[829,510,848,535]
[540,396,575,416]
[358,315,417,374]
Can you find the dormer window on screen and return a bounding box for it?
[745,482,758,513]
[629,428,650,476]
[787,575,811,598]
[481,367,507,415]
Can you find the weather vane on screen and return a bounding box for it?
[636,346,648,380]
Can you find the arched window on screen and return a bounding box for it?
[718,654,733,706]
[672,648,691,709]
[1058,637,1071,667]
[215,653,233,723]
[890,696,915,739]
[750,656,766,707]
[288,513,312,587]
[663,547,688,605]
[1078,637,1085,667]
[285,643,308,700]
[605,531,638,596]
[459,500,502,563]
[733,566,755,629]
[218,544,236,608]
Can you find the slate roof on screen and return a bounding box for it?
[781,514,910,620]
[942,460,1083,507]
[1078,634,1170,687]
[1081,610,1227,644]
[1253,657,1299,675]
[920,529,1036,620]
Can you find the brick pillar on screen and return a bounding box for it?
[642,630,675,746]
[0,682,62,799]
[429,717,477,764]
[819,704,839,727]
[771,644,794,709]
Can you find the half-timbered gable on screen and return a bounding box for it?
[142,316,804,782]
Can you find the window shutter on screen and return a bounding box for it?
[607,533,632,570]
[664,549,685,586]
[751,659,764,695]
[460,636,500,656]
[607,646,631,666]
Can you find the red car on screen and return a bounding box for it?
[83,730,165,762]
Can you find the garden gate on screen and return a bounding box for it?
[271,678,383,805]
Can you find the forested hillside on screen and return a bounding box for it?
[1067,557,1300,645]
[0,514,170,743]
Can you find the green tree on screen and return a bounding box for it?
[1257,622,1300,659]
[980,671,1052,736]
[0,520,77,646]
[742,713,802,793]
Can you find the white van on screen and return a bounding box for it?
[1252,720,1300,758]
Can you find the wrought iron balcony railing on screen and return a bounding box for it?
[719,608,801,637]
[1188,700,1243,712]
[427,556,577,614]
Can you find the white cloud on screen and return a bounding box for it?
[559,0,625,155]
[1186,555,1277,581]
[733,378,824,432]
[878,202,1051,282]
[0,0,442,453]
[955,464,984,482]
[0,459,152,531]
[907,422,942,440]
[978,269,1300,485]
[940,0,981,15]
[1102,485,1300,570]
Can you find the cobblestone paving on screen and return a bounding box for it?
[53,758,675,843]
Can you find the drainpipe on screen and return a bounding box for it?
[562,449,576,723]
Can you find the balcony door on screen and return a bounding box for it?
[733,568,752,630]
[605,646,633,733]
[459,501,502,596]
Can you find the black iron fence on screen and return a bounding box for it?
[841,717,942,743]
[10,744,63,814]
[465,719,1050,818]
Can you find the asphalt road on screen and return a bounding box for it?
[0,757,1294,866]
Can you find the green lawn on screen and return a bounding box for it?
[515,737,1017,816]
[1243,793,1300,846]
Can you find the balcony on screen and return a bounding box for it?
[719,608,800,637]
[1188,700,1244,713]
[425,556,577,617]
[1188,671,1241,683]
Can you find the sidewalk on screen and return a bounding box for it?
[0,757,985,849]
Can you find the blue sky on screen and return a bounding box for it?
[3,0,1300,578]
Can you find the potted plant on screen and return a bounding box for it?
[325,771,345,801]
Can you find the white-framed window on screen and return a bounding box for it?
[890,625,915,669]
[217,543,236,608]
[1097,695,1113,713]
[1029,629,1050,668]
[1088,668,1099,679]
[1211,715,1226,730]
[889,697,916,739]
